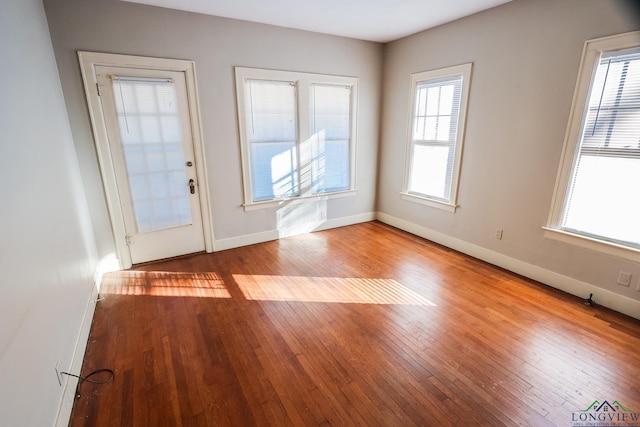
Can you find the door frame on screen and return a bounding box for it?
[78,51,214,269]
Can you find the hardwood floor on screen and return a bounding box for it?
[69,221,640,426]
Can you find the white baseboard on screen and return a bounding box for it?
[213,212,376,251]
[376,212,640,320]
[314,212,376,232]
[214,229,278,252]
[55,280,99,427]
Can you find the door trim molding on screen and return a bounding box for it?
[78,51,214,269]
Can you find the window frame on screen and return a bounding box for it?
[544,31,640,262]
[235,67,358,210]
[401,63,472,212]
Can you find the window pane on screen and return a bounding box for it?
[439,85,454,115]
[562,47,640,247]
[408,73,464,201]
[251,142,298,201]
[310,138,350,193]
[437,116,451,141]
[426,87,440,116]
[409,144,452,200]
[245,80,299,201]
[311,84,351,192]
[582,55,640,151]
[413,79,461,143]
[112,78,192,233]
[311,84,350,140]
[563,155,640,245]
[245,80,297,143]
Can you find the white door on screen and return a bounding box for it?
[95,66,205,264]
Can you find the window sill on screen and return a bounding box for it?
[400,192,457,213]
[542,227,640,263]
[243,190,357,212]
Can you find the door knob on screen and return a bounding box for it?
[188,179,195,194]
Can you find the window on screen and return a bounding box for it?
[235,67,357,208]
[402,63,472,212]
[546,31,640,261]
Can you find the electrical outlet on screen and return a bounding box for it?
[617,271,632,287]
[494,228,503,240]
[55,361,63,386]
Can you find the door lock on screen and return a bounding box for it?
[188,179,195,194]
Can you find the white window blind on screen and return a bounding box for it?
[310,84,351,193]
[244,79,298,201]
[562,47,640,247]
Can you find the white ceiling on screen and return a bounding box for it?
[122,0,513,43]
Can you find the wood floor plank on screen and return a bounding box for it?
[69,221,640,426]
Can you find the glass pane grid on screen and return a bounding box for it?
[113,78,192,233]
[408,75,463,200]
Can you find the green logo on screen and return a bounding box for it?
[572,400,640,426]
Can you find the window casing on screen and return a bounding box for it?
[235,67,357,208]
[402,63,472,212]
[546,31,640,261]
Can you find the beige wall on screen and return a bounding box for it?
[44,0,383,257]
[42,0,639,312]
[378,0,640,310]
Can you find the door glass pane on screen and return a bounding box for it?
[112,78,192,233]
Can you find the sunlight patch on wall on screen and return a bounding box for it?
[234,274,436,305]
[276,196,327,238]
[94,252,121,292]
[100,271,230,298]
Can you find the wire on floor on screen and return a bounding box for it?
[61,368,115,399]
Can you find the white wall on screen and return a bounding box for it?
[378,0,640,315]
[0,0,99,425]
[43,0,383,258]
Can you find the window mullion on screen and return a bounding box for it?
[297,80,311,195]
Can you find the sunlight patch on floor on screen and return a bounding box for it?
[234,274,436,305]
[101,271,231,298]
